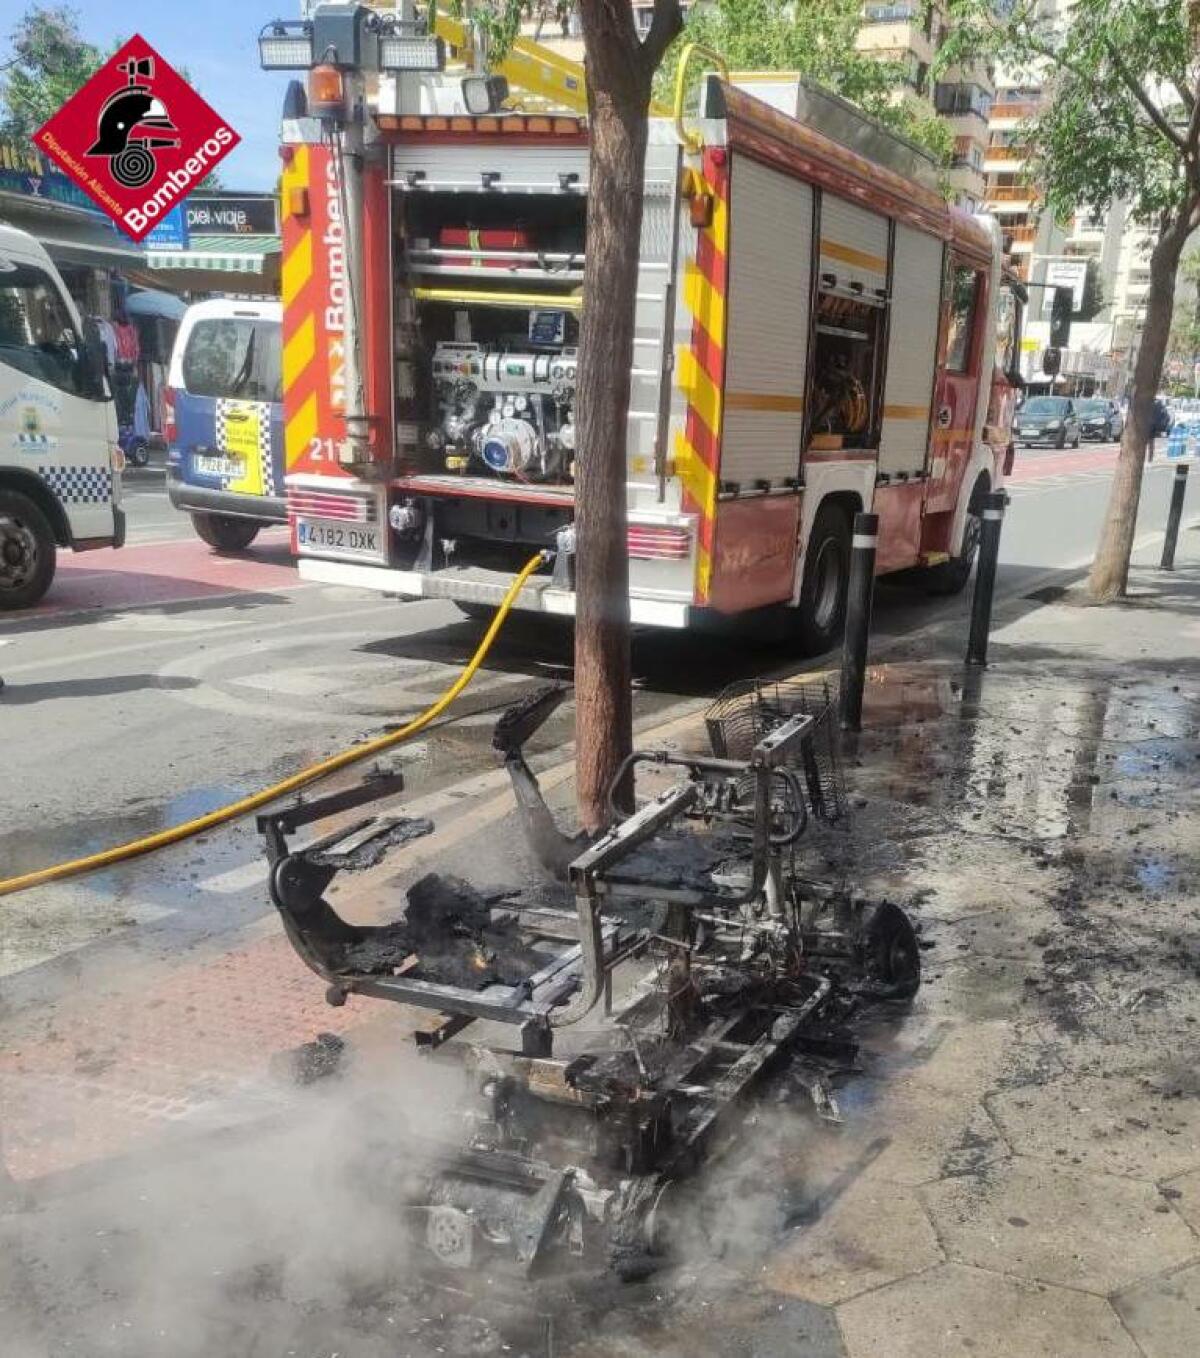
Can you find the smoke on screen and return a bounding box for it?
[2,1046,474,1358]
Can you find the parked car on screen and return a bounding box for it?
[1075,398,1124,442]
[1013,395,1081,448]
[165,299,284,551]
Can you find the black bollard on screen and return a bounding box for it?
[966,492,1007,667]
[839,512,879,732]
[1160,462,1189,570]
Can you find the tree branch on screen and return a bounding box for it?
[638,0,683,74]
[1104,38,1189,153]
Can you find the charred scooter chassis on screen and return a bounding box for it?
[259,681,920,1276]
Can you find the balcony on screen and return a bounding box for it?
[987,185,1036,202]
[1006,224,1037,244]
[992,99,1040,120]
[861,2,919,20]
[984,145,1026,161]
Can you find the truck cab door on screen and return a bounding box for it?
[0,253,118,540]
[926,257,987,513]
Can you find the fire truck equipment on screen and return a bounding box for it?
[431,341,577,480]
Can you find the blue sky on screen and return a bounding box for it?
[10,0,298,189]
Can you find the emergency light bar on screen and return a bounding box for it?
[259,21,314,70]
[379,35,445,72]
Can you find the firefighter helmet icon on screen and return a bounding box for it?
[85,56,180,188]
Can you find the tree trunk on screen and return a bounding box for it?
[573,0,680,831]
[1088,213,1192,600]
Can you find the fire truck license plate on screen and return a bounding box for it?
[296,517,382,559]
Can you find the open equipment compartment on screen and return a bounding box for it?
[391,149,587,487]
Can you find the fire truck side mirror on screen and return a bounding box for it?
[462,76,508,116]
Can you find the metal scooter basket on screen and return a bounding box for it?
[704,678,847,823]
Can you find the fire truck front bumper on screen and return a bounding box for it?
[295,557,692,629]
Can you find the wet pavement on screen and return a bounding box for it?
[5,522,1200,1355]
[5,470,1200,1354]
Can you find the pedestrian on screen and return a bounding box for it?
[1149,396,1171,460]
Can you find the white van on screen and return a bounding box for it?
[165,298,284,550]
[0,222,123,609]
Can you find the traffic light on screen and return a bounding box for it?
[1049,285,1073,348]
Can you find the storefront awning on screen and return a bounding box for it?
[146,233,281,275]
[0,193,145,271]
[143,233,281,297]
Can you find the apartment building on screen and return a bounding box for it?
[856,1,993,209]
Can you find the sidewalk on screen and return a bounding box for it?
[4,530,1200,1356]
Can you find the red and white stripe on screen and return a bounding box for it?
[286,489,377,522]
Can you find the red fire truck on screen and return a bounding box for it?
[267,10,1021,651]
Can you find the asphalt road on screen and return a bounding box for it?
[0,444,1194,995]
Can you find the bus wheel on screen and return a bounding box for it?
[793,501,851,654]
[0,489,57,610]
[191,513,261,552]
[925,481,986,596]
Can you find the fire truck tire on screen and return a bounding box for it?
[793,501,851,654]
[0,489,56,610]
[190,513,261,552]
[924,480,986,596]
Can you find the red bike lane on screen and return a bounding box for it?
[15,528,302,621]
[1007,443,1120,483]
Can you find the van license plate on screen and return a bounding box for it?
[296,517,383,561]
[195,453,242,479]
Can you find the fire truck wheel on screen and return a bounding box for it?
[924,481,986,596]
[0,489,56,610]
[793,501,850,654]
[190,513,261,552]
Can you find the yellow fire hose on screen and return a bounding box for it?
[0,552,548,899]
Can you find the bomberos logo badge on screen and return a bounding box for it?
[35,36,239,242]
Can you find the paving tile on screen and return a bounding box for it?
[837,1083,1009,1188]
[0,934,403,1181]
[923,1156,1199,1293]
[1162,1168,1200,1234]
[855,1018,1016,1096]
[987,1072,1200,1180]
[837,1262,1141,1358]
[572,1289,846,1358]
[763,1172,942,1304]
[1115,1261,1200,1358]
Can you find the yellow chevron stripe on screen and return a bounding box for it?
[675,428,717,514]
[684,261,725,353]
[281,231,313,307]
[677,348,722,443]
[707,187,728,253]
[285,390,318,471]
[696,543,712,600]
[282,312,315,390]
